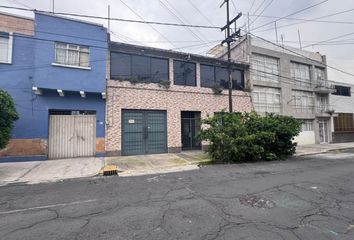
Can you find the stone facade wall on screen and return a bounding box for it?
[106,59,253,155]
[0,13,34,36]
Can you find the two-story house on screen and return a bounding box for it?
[330,83,354,143]
[106,42,252,156]
[209,35,335,145]
[0,12,107,160]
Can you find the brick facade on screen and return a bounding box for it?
[0,139,46,157]
[106,58,253,156]
[0,13,34,36]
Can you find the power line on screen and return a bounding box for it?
[254,6,354,34]
[248,32,354,78]
[186,0,217,27]
[0,5,220,29]
[118,0,176,48]
[248,0,257,13]
[303,31,354,48]
[251,0,329,31]
[249,0,275,27]
[158,0,207,43]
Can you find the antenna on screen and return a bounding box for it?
[298,29,302,50]
[108,5,111,32]
[275,21,278,44]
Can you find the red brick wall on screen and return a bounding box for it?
[0,13,34,36]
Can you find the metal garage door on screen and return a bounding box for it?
[122,110,167,155]
[48,114,96,159]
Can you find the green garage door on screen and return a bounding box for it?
[122,110,167,155]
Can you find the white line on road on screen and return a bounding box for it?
[0,199,97,215]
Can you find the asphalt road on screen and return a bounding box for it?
[1,151,354,240]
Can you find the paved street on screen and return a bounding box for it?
[1,151,354,240]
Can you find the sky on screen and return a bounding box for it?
[1,0,354,84]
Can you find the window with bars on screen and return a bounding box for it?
[315,67,325,81]
[290,62,311,87]
[251,53,280,83]
[0,32,12,64]
[55,42,90,67]
[334,113,354,132]
[292,90,315,113]
[253,87,281,113]
[300,119,314,131]
[333,85,351,97]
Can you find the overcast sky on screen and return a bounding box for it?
[1,0,354,84]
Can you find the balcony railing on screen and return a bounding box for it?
[313,80,336,93]
[316,105,335,114]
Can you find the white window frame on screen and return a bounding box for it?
[253,87,281,113]
[300,119,314,131]
[292,90,315,113]
[0,32,13,64]
[290,62,311,87]
[251,54,280,83]
[53,42,91,70]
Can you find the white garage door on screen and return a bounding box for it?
[48,114,96,159]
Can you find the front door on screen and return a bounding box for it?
[122,110,167,155]
[319,120,329,144]
[181,111,201,151]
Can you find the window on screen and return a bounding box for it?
[55,42,90,67]
[300,120,314,131]
[0,32,13,64]
[110,52,169,83]
[251,54,279,83]
[174,60,196,86]
[333,85,351,97]
[290,62,311,87]
[334,113,354,132]
[200,64,245,90]
[315,67,325,82]
[292,90,314,113]
[253,87,281,113]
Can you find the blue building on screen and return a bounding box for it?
[0,12,107,160]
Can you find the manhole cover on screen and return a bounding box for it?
[239,195,276,209]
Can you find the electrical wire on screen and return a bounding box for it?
[249,0,275,27]
[251,0,329,31]
[253,6,354,34]
[0,5,220,29]
[118,0,176,48]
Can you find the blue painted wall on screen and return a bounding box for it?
[0,13,107,149]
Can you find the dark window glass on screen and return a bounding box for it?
[200,64,215,87]
[232,69,245,90]
[110,52,169,83]
[110,52,131,80]
[333,85,351,97]
[174,60,196,86]
[215,67,229,89]
[151,57,169,83]
[132,55,150,82]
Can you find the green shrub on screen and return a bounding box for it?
[0,89,19,149]
[199,111,301,163]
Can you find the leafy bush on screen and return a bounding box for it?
[199,111,301,163]
[0,89,19,149]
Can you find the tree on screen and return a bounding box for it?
[0,89,19,149]
[199,111,301,163]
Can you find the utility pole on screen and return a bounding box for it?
[52,0,55,13]
[220,0,242,113]
[297,29,302,50]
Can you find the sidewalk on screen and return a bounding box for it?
[0,157,103,186]
[0,143,353,186]
[295,142,354,156]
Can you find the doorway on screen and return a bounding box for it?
[319,119,329,144]
[181,111,201,151]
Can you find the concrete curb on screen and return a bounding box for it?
[295,147,354,157]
